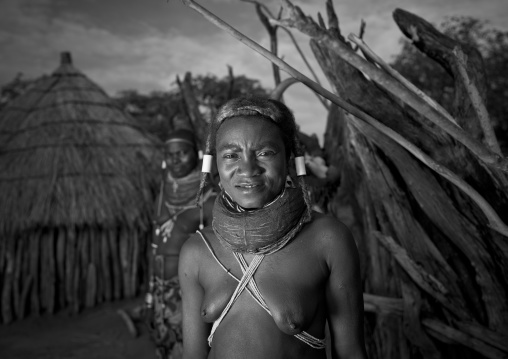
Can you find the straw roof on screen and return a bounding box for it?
[0,52,162,234]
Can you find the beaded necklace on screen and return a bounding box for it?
[212,182,311,255]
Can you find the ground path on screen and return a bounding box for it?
[0,297,156,359]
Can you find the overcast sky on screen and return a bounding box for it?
[1,0,507,141]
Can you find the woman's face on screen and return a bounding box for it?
[165,141,198,178]
[216,116,287,209]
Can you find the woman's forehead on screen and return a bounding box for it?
[216,116,283,144]
[165,141,194,153]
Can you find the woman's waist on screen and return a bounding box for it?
[152,253,179,279]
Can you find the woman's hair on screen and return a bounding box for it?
[196,96,312,214]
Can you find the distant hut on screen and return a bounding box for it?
[0,52,161,323]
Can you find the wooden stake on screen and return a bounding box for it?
[130,230,139,297]
[108,229,122,300]
[30,231,40,316]
[48,230,56,314]
[101,231,112,302]
[1,236,14,323]
[56,228,66,308]
[119,228,131,298]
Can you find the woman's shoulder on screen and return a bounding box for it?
[305,212,357,258]
[307,212,352,237]
[181,227,213,260]
[179,227,218,279]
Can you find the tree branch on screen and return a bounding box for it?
[351,19,366,52]
[362,294,508,358]
[240,0,329,110]
[348,33,461,128]
[373,231,469,318]
[453,47,502,155]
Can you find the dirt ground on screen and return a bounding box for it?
[0,297,157,359]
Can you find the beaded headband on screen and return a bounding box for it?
[164,138,195,147]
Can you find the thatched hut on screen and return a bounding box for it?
[0,52,161,323]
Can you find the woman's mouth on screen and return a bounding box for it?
[238,184,258,188]
[235,183,263,191]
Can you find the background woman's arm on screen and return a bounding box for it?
[179,235,211,359]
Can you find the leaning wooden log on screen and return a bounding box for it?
[452,47,501,154]
[454,321,508,355]
[422,319,507,359]
[392,9,486,141]
[360,118,505,324]
[348,33,460,128]
[400,274,440,359]
[363,293,508,358]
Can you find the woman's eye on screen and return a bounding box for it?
[258,151,275,157]
[222,153,237,159]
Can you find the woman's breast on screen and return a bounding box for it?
[200,256,327,337]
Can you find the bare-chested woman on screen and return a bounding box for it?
[179,97,367,359]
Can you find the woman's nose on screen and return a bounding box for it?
[238,156,261,176]
[170,155,181,165]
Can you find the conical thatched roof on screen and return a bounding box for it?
[0,52,161,234]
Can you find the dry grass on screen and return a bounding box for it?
[0,52,162,234]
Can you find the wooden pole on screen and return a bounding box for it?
[101,231,113,302]
[1,235,14,323]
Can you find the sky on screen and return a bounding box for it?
[1,0,507,143]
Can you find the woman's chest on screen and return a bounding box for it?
[200,250,328,335]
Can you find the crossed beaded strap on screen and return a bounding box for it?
[197,231,326,349]
[207,253,265,346]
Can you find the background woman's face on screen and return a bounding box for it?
[165,141,197,178]
[216,116,287,209]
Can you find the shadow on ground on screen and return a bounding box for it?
[0,297,156,359]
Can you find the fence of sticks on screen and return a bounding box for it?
[183,0,508,358]
[0,52,161,323]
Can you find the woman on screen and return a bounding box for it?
[146,129,215,359]
[179,97,367,359]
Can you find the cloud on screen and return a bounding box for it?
[1,0,507,142]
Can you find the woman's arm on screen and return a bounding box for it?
[179,235,211,359]
[324,219,368,359]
